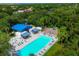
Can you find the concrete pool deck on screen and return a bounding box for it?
[15,31,58,56]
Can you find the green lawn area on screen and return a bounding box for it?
[44,43,63,56]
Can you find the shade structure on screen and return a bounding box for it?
[12,24,32,32]
[21,31,30,39]
[32,28,39,33]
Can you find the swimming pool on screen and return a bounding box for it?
[17,35,52,56]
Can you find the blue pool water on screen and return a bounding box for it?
[17,35,52,56]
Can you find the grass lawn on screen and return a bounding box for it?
[44,43,63,56]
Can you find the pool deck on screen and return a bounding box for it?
[15,31,58,56]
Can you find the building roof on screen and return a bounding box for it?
[12,24,32,32]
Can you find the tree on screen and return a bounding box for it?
[0,32,11,55]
